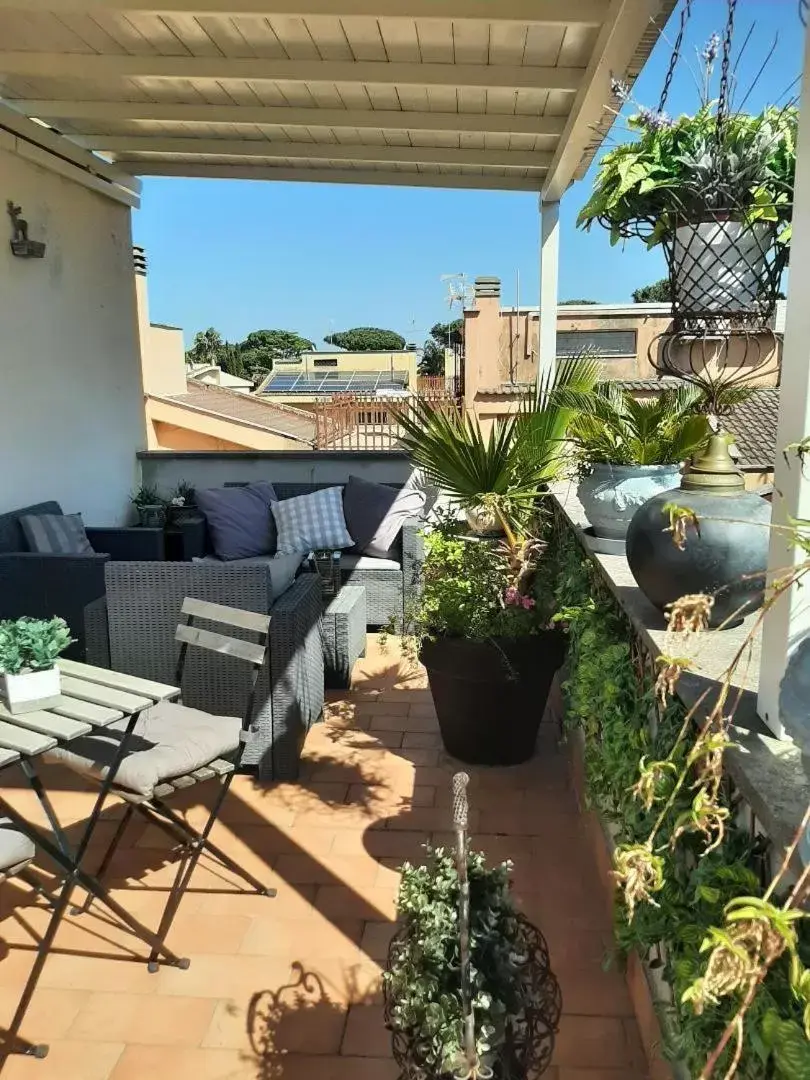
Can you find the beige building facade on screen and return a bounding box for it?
[463,277,782,432]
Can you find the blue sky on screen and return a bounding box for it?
[133,0,804,349]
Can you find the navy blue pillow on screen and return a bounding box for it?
[195,482,278,561]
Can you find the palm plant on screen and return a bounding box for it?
[396,353,601,540]
[557,383,710,468]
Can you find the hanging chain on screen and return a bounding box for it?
[658,0,693,114]
[715,0,737,145]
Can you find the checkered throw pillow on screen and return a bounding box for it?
[272,487,353,555]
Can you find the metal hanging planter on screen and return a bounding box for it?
[661,209,787,332]
[384,773,562,1080]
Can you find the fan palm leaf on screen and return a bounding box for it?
[557,382,709,466]
[396,353,601,532]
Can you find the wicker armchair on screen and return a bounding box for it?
[0,501,164,661]
[87,563,324,781]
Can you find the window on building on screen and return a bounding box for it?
[556,329,637,358]
[313,357,339,367]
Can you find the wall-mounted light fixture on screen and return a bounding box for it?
[7,201,46,258]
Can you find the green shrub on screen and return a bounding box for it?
[0,617,74,675]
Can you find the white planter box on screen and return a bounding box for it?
[0,666,61,715]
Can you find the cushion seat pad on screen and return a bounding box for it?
[0,818,35,871]
[46,699,242,799]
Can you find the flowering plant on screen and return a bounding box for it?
[402,527,554,652]
[577,34,796,247]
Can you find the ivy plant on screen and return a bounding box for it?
[550,529,810,1078]
[385,846,533,1078]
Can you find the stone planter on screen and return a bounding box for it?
[577,464,682,544]
[1,665,61,715]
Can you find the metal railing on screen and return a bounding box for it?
[313,390,462,451]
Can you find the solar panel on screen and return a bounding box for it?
[263,369,411,394]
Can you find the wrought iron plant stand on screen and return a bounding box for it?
[384,773,562,1080]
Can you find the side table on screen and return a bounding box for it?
[321,586,367,689]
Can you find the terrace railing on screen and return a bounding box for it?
[314,390,461,451]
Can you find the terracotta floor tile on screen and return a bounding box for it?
[0,644,649,1079]
[204,993,348,1053]
[0,987,88,1042]
[68,992,217,1045]
[341,1004,393,1057]
[1,1039,125,1080]
[360,921,398,962]
[370,714,437,733]
[239,916,364,959]
[109,1045,257,1080]
[554,1015,638,1069]
[402,732,442,749]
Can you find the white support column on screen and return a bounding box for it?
[537,197,560,391]
[757,23,810,737]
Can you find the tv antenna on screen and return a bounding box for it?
[441,273,475,311]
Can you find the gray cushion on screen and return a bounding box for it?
[0,818,35,872]
[193,551,304,600]
[273,486,353,555]
[20,513,93,555]
[195,481,278,561]
[45,699,242,799]
[342,474,425,558]
[340,553,401,572]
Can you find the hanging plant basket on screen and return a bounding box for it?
[383,774,562,1080]
[661,211,787,331]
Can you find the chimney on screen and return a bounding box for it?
[474,276,501,299]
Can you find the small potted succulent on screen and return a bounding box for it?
[384,841,561,1079]
[556,383,709,550]
[166,480,198,526]
[131,484,166,528]
[0,617,74,714]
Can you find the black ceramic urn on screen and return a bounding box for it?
[625,435,771,628]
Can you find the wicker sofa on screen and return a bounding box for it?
[0,500,164,661]
[180,482,425,629]
[87,562,324,781]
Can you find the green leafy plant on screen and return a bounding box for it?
[410,531,553,650]
[550,528,810,1079]
[396,352,600,536]
[130,484,164,509]
[0,617,74,675]
[385,846,532,1078]
[557,382,710,468]
[578,104,796,248]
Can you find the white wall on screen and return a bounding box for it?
[0,140,145,525]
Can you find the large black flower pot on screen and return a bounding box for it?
[420,633,566,766]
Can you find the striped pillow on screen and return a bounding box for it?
[20,513,94,555]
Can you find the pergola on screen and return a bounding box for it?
[0,0,675,373]
[2,1,808,731]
